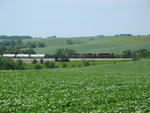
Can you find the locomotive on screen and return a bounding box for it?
[66,53,114,58]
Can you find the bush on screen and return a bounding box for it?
[62,64,67,68]
[44,61,55,68]
[35,64,42,70]
[71,64,76,67]
[78,64,81,67]
[82,60,89,66]
[0,57,25,70]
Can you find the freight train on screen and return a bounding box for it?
[0,53,114,58]
[66,53,114,58]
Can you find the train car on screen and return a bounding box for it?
[66,53,81,58]
[16,54,30,58]
[81,53,96,58]
[30,54,45,58]
[97,53,114,58]
[2,54,16,58]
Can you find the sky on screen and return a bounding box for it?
[0,0,150,37]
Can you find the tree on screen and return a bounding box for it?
[131,51,139,66]
[0,57,16,70]
[122,50,132,58]
[16,39,23,45]
[54,48,75,62]
[16,59,24,70]
[40,58,44,64]
[67,40,73,45]
[137,49,150,58]
[37,42,45,47]
[32,58,37,64]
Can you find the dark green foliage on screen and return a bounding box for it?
[62,64,67,68]
[40,58,44,64]
[78,64,81,67]
[0,57,24,70]
[67,39,73,45]
[55,48,75,62]
[15,59,25,70]
[122,49,150,58]
[26,41,45,48]
[0,35,32,39]
[20,48,36,54]
[54,56,59,62]
[35,64,43,70]
[44,54,52,58]
[137,49,150,58]
[37,42,45,47]
[0,40,36,54]
[60,57,70,62]
[71,64,76,67]
[32,58,37,64]
[122,50,132,58]
[82,60,89,66]
[44,61,55,68]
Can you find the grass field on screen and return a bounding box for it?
[0,59,150,112]
[32,36,150,54]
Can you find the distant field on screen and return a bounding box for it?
[31,36,150,54]
[1,36,150,54]
[1,59,150,112]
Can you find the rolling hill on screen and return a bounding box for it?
[29,36,150,54]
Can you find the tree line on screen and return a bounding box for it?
[122,49,150,58]
[0,39,45,54]
[0,35,32,39]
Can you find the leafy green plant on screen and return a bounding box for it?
[35,64,43,69]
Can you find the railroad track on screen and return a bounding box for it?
[13,58,132,63]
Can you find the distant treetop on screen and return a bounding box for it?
[115,34,132,36]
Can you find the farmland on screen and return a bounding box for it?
[0,59,150,112]
[29,36,150,54]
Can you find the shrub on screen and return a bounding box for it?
[62,64,67,68]
[44,61,55,68]
[82,60,89,66]
[78,64,81,67]
[0,57,25,70]
[35,64,42,70]
[71,64,76,67]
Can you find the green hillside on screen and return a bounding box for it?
[32,36,150,54]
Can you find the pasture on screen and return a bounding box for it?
[0,59,150,112]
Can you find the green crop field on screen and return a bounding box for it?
[0,59,150,112]
[32,36,150,54]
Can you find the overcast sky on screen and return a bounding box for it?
[0,0,150,37]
